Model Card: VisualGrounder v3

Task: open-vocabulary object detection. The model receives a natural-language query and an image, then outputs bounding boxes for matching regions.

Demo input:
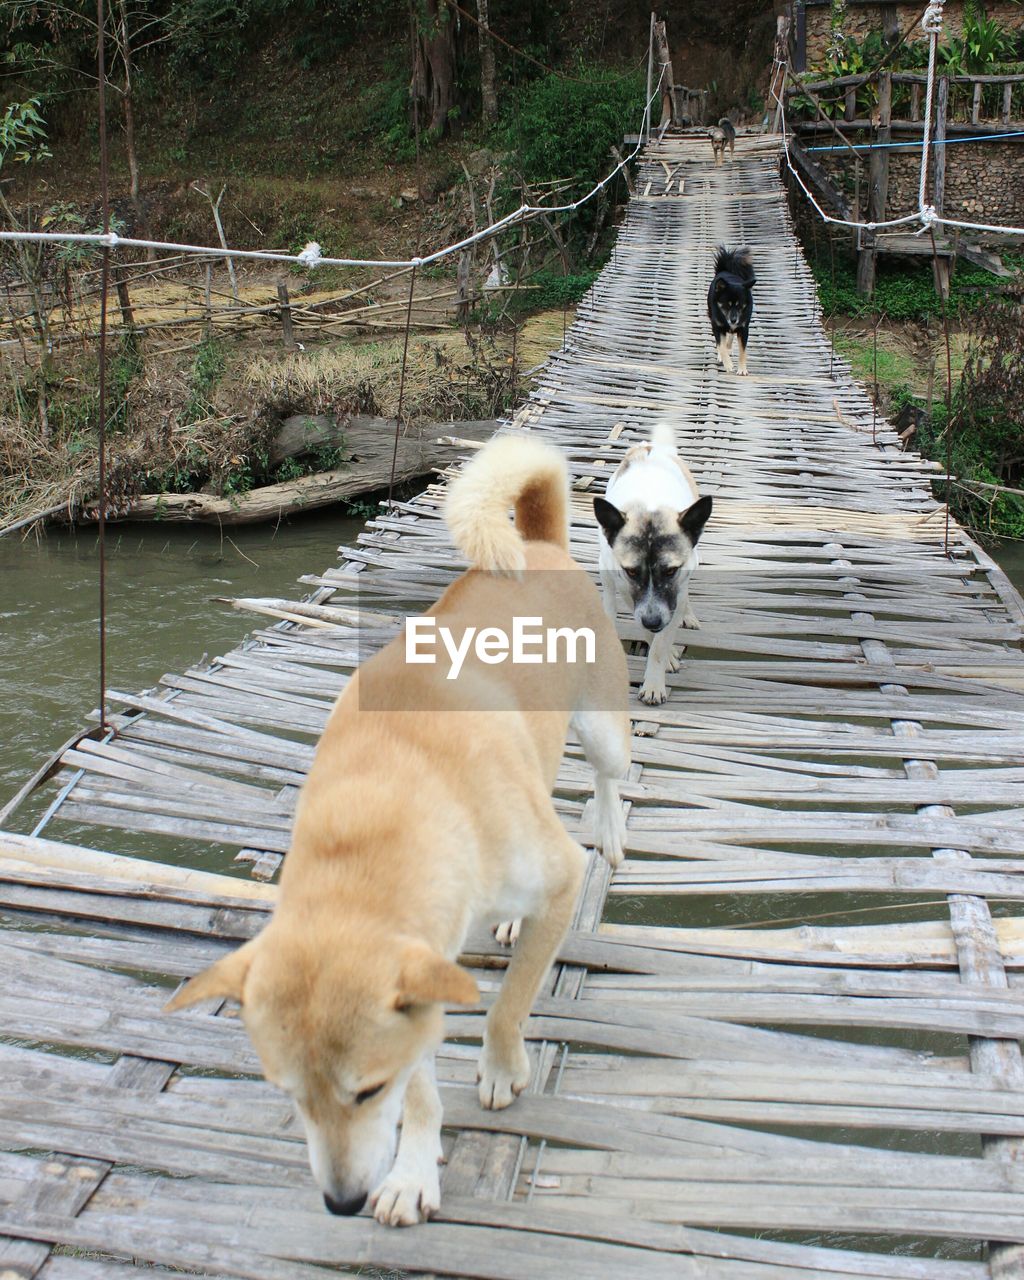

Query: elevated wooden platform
[2,133,1024,1277]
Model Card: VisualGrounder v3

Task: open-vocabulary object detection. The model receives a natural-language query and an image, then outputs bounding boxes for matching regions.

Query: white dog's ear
[593,497,625,544]
[395,942,479,1010]
[164,938,258,1012]
[679,495,713,546]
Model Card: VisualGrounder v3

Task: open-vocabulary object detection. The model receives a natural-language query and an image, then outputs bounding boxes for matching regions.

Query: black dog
[707,246,755,377]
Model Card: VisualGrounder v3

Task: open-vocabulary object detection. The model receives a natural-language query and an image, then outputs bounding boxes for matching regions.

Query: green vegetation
[497,67,644,202]
[831,331,919,388]
[794,12,1024,120]
[481,268,600,321]
[926,292,1024,538]
[827,291,1024,539]
[181,339,226,425]
[810,254,1024,321]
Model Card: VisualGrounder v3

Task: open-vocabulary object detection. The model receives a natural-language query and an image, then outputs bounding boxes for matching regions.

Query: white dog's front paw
[682,608,700,630]
[638,677,668,706]
[478,1040,530,1110]
[493,919,521,947]
[594,806,626,869]
[371,1162,440,1228]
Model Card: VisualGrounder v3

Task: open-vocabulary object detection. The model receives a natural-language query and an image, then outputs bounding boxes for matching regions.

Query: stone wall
[814,140,1024,228]
[804,1,1024,68]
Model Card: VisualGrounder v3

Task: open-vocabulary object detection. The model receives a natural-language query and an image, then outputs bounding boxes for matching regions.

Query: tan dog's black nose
[324,1191,367,1216]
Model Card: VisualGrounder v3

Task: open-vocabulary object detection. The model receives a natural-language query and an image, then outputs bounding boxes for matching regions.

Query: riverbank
[0,308,572,535]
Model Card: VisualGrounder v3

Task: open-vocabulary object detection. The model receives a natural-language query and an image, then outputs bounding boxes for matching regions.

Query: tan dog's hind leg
[478,828,585,1110]
[573,708,629,868]
[493,918,520,947]
[371,1058,444,1227]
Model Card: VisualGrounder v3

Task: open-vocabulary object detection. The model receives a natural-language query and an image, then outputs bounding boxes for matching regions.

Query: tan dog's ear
[396,942,479,1010]
[164,939,257,1013]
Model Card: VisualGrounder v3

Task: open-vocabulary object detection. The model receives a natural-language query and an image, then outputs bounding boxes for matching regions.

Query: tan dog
[166,435,630,1227]
[709,117,736,166]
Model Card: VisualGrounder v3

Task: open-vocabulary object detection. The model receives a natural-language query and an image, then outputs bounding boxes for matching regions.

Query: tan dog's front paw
[493,919,521,947]
[371,1164,440,1227]
[638,678,668,706]
[478,1041,530,1110]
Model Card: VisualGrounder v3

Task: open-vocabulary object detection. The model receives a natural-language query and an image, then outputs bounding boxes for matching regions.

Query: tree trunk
[117,0,152,260]
[476,0,497,123]
[653,19,675,131]
[414,0,458,137]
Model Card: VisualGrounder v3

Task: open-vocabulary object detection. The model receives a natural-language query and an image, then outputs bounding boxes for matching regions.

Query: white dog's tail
[444,435,569,573]
[651,423,677,452]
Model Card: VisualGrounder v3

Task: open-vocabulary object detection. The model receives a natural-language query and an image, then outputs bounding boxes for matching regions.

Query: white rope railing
[774,0,1024,241]
[772,56,923,233]
[0,65,668,274]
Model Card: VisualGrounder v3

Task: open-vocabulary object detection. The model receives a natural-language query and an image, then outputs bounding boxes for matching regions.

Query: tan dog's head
[165,919,478,1215]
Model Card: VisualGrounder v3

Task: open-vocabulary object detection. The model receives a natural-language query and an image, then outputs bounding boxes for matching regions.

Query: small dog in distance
[709,117,736,165]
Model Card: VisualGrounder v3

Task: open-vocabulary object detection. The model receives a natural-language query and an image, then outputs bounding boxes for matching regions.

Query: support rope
[95,0,111,735]
[774,0,1024,240]
[387,265,418,512]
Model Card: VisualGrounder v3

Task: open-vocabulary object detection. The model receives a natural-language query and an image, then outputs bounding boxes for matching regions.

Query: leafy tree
[0,99,55,434]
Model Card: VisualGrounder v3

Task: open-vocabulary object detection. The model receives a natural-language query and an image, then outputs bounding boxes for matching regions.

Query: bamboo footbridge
[4,132,1024,1278]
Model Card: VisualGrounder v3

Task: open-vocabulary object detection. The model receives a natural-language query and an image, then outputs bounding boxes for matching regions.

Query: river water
[0,512,364,812]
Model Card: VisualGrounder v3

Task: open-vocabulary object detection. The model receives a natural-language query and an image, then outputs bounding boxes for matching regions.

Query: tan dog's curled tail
[444,435,569,574]
[650,422,677,452]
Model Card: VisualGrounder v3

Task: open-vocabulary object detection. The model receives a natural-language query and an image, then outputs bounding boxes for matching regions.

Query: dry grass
[1,308,574,531]
[243,328,520,424]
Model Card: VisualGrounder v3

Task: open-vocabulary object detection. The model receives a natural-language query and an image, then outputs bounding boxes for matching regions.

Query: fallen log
[82,416,497,526]
[268,413,495,467]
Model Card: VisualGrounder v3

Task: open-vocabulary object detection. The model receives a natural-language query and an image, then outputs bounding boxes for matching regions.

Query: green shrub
[810,254,1017,322]
[181,338,226,424]
[497,66,644,202]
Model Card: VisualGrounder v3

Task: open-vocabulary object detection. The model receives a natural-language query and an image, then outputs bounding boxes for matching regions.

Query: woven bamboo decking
[2,132,1024,1278]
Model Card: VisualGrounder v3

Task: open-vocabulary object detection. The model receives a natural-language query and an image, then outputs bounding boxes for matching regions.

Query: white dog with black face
[594,424,712,706]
